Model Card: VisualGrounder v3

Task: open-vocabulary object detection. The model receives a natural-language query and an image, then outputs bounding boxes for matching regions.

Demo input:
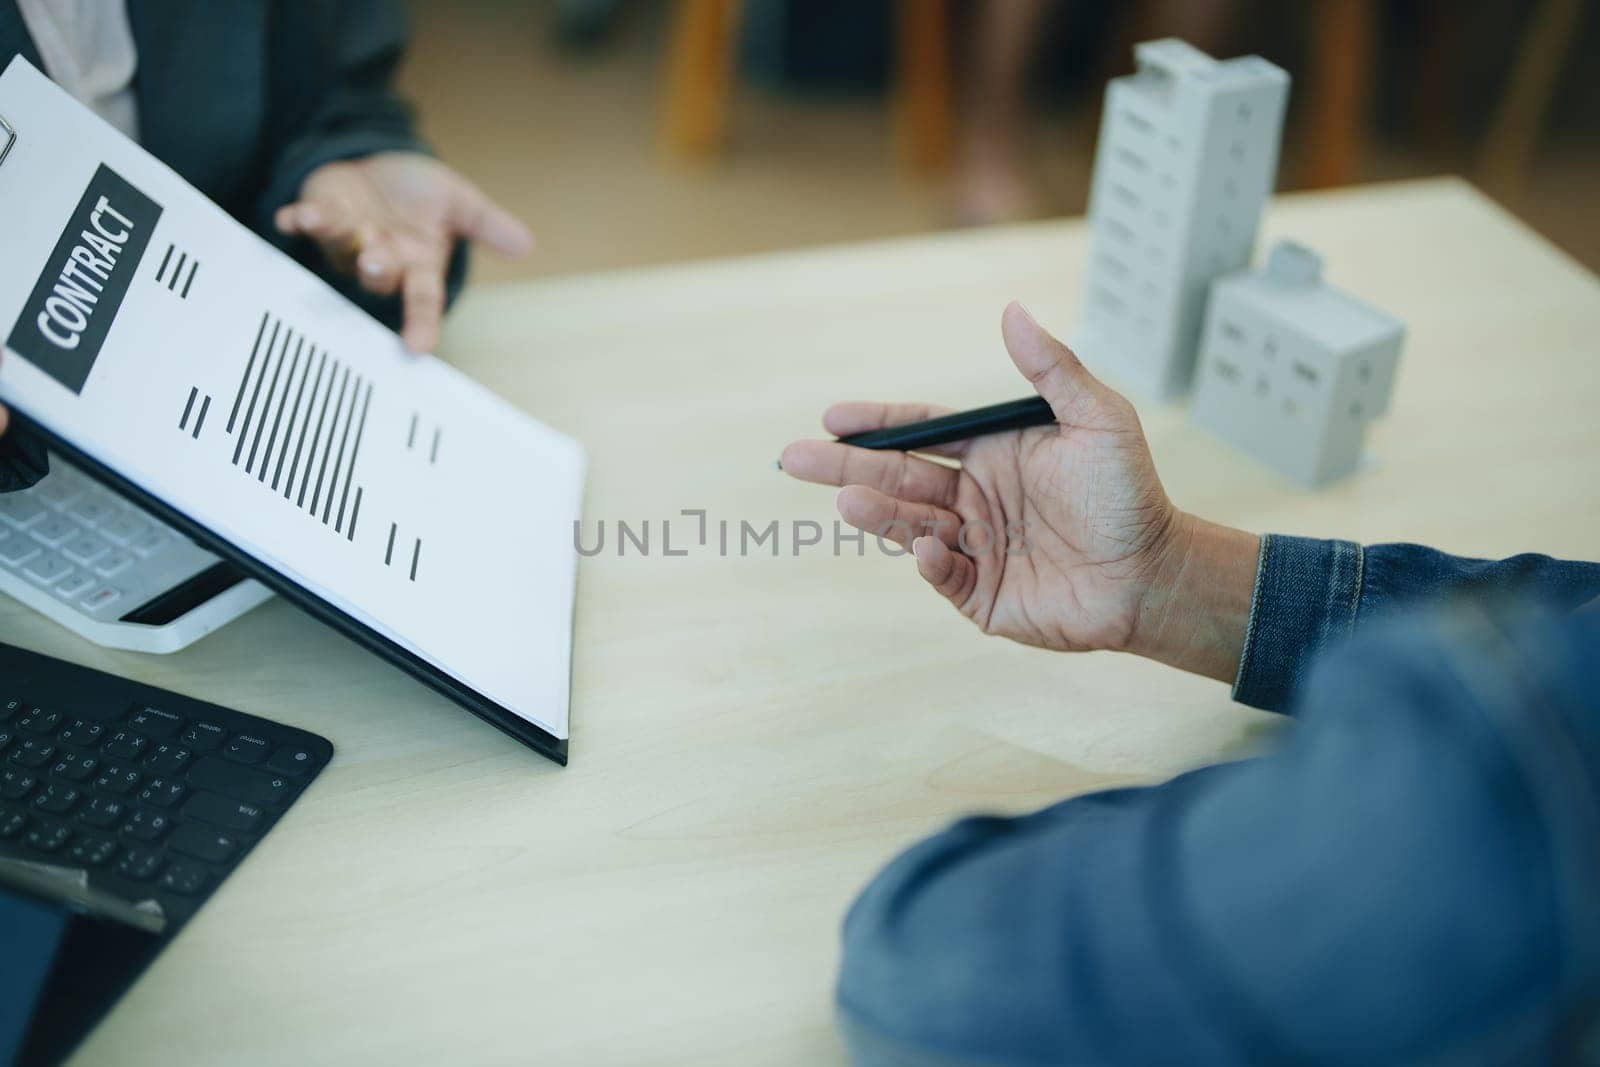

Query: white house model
[1074,38,1289,400]
[1190,241,1405,488]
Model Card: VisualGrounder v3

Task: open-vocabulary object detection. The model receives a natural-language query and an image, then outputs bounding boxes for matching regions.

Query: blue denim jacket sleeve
[836,605,1600,1065]
[1232,536,1600,713]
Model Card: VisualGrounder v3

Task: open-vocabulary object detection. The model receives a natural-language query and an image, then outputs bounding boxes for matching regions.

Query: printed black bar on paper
[322,373,362,524]
[273,345,315,491]
[228,311,270,433]
[246,326,291,474]
[259,336,304,482]
[335,381,372,532]
[233,317,279,464]
[347,487,364,541]
[285,349,328,500]
[310,364,351,516]
[298,358,340,509]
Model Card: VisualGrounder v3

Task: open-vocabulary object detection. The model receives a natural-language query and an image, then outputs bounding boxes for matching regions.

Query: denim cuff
[1232,534,1366,713]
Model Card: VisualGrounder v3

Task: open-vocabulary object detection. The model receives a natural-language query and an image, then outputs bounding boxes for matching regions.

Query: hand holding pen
[778,302,1259,683]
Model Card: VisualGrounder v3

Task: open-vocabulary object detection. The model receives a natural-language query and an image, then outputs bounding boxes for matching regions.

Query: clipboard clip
[0,113,14,168]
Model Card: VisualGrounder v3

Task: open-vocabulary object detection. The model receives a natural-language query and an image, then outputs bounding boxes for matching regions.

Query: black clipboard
[0,104,574,766]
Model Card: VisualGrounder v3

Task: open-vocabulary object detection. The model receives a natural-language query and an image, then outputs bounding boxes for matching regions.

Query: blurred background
[396,0,1600,285]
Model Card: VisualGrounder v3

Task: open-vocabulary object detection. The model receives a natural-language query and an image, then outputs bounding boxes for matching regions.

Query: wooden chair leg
[895,0,954,171]
[1302,0,1375,189]
[1477,0,1584,199]
[661,0,743,160]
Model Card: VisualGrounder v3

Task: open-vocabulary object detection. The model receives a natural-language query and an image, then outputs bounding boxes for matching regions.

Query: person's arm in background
[781,304,1600,1064]
[258,0,531,353]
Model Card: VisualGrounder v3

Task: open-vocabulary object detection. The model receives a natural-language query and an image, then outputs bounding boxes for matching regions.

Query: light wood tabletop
[16,177,1595,1065]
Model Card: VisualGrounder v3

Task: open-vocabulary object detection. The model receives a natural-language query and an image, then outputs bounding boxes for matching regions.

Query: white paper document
[0,59,585,750]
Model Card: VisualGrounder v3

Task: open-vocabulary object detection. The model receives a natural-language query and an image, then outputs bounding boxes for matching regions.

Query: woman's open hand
[275,152,532,353]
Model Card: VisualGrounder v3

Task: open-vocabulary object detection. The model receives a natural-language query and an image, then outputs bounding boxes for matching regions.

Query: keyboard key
[187,756,291,809]
[81,586,123,612]
[22,554,72,586]
[103,730,149,761]
[180,721,227,751]
[58,718,106,747]
[144,743,193,776]
[128,527,168,557]
[31,783,81,814]
[159,861,210,896]
[0,729,11,754]
[54,571,97,599]
[16,708,63,736]
[95,550,134,578]
[0,768,38,800]
[0,810,28,838]
[138,778,187,808]
[29,516,75,548]
[128,706,184,739]
[67,495,116,527]
[79,796,127,827]
[69,834,119,867]
[0,494,47,528]
[123,808,172,842]
[51,753,99,782]
[224,733,271,765]
[34,476,83,508]
[93,763,142,795]
[117,847,163,881]
[168,823,240,864]
[8,738,56,768]
[60,534,110,566]
[266,745,316,777]
[183,791,265,832]
[0,698,22,721]
[24,822,72,854]
[98,514,145,546]
[0,537,42,566]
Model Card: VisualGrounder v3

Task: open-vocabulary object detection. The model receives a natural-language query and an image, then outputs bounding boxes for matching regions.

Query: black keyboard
[0,641,332,930]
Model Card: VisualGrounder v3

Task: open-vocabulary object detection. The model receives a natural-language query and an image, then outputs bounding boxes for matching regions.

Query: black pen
[836,395,1056,451]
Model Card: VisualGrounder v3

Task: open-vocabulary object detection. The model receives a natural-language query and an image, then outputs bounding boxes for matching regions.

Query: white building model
[1074,39,1289,400]
[1190,241,1405,488]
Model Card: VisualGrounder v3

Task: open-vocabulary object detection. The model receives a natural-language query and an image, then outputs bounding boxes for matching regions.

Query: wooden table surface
[15,177,1593,1065]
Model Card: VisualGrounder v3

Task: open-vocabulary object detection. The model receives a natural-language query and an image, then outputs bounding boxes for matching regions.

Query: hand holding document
[0,59,584,762]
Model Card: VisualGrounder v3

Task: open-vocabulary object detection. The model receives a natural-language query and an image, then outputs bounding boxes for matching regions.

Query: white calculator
[0,454,271,652]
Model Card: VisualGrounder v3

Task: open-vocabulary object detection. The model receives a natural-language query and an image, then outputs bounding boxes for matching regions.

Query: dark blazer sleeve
[0,424,49,493]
